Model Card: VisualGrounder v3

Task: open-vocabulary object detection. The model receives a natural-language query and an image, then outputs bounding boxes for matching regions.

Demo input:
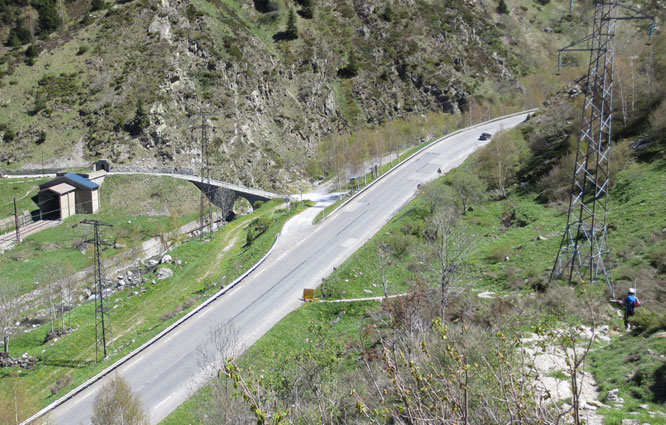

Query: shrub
[485,243,512,263]
[125,100,149,136]
[37,130,47,144]
[297,0,313,19]
[91,0,104,11]
[252,200,264,209]
[632,309,666,335]
[25,43,40,58]
[3,129,15,142]
[246,216,273,245]
[337,52,359,78]
[5,19,32,46]
[33,0,62,34]
[253,0,279,13]
[77,45,89,55]
[387,233,412,260]
[49,375,72,396]
[497,0,509,14]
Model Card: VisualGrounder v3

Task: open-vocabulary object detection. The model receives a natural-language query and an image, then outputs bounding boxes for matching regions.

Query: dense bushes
[246,216,273,246]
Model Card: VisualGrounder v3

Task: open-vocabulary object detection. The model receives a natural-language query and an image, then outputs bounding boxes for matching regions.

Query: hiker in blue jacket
[619,288,642,330]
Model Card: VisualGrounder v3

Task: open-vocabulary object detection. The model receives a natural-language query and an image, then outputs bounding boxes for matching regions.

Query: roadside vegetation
[0,170,310,421]
[163,32,666,423]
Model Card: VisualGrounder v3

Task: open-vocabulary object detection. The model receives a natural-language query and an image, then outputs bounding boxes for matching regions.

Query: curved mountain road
[35,112,533,424]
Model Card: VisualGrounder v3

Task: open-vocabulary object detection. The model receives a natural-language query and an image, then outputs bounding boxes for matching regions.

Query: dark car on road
[479,132,492,141]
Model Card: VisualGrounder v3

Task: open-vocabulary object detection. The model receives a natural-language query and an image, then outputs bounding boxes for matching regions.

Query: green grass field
[163,151,666,424]
[0,198,308,417]
[0,174,202,294]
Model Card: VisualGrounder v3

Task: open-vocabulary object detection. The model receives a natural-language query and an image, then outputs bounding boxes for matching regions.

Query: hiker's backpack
[625,295,637,312]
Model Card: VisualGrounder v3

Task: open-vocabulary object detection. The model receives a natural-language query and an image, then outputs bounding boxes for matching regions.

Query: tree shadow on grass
[651,363,666,403]
[272,31,297,42]
[41,359,94,369]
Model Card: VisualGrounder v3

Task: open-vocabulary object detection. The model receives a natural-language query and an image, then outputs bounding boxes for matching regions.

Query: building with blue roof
[38,172,104,219]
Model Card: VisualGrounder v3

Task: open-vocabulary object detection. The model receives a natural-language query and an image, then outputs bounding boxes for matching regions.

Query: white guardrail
[321,108,539,222]
[21,233,281,425]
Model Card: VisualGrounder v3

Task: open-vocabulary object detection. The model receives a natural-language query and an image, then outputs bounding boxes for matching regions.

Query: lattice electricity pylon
[192,109,214,240]
[551,1,654,299]
[76,219,113,362]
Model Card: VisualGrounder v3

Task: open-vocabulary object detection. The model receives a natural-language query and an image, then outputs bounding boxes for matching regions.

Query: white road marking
[73,388,98,404]
[340,237,357,248]
[154,394,172,410]
[124,355,144,370]
[161,329,180,344]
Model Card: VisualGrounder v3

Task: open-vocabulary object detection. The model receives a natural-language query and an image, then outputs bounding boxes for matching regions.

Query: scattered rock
[536,235,547,241]
[363,289,372,294]
[587,400,609,409]
[160,254,173,264]
[605,388,624,404]
[157,268,173,280]
[620,419,640,425]
[0,352,38,369]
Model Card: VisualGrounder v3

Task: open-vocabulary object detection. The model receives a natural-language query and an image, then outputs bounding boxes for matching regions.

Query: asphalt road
[45,112,532,425]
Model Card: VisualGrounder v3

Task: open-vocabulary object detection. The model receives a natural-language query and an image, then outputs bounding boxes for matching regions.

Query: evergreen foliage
[32,0,62,34]
[5,18,32,46]
[253,0,278,13]
[297,0,313,19]
[126,100,149,136]
[91,0,104,11]
[337,51,358,78]
[497,0,509,14]
[284,8,298,40]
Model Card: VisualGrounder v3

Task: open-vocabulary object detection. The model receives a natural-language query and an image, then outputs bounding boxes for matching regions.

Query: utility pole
[192,109,213,240]
[551,1,654,299]
[13,198,20,241]
[76,219,113,362]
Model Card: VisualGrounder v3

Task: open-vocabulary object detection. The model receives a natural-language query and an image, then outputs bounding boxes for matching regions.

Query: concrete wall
[61,192,76,220]
[75,189,93,214]
[91,188,100,213]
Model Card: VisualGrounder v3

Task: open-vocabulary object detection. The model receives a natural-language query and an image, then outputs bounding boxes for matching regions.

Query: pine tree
[337,51,358,78]
[497,0,509,15]
[34,0,62,34]
[284,8,298,40]
[91,0,105,11]
[298,0,313,19]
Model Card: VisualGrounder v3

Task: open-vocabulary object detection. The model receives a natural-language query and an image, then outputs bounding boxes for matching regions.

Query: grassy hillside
[0,196,309,422]
[0,174,202,293]
[163,111,666,425]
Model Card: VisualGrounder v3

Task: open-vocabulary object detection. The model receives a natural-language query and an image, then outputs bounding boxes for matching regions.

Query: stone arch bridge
[108,170,280,212]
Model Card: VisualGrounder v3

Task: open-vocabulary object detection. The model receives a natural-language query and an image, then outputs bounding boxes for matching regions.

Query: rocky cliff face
[0,0,527,191]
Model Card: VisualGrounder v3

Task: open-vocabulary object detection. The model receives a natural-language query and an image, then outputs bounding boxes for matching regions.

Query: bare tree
[0,380,38,425]
[426,205,469,321]
[196,319,240,376]
[375,241,392,298]
[39,262,74,336]
[91,374,149,425]
[0,279,20,355]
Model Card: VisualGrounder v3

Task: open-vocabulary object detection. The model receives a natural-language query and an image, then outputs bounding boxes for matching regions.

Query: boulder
[157,268,173,280]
